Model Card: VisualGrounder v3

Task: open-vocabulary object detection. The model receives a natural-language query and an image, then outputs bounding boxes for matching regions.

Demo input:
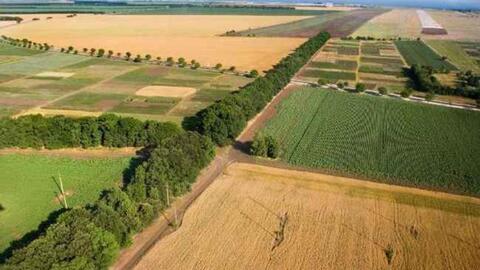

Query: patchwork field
[353,9,422,39]
[298,39,359,84]
[358,40,407,90]
[135,162,480,270]
[262,87,480,196]
[0,153,134,255]
[236,9,387,38]
[394,40,457,71]
[299,39,407,90]
[0,44,252,122]
[0,14,310,72]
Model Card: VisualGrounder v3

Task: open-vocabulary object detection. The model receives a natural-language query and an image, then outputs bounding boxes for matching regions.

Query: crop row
[263,88,480,195]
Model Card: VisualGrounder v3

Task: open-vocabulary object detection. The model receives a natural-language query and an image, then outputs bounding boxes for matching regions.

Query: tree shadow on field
[0,208,67,263]
[121,148,151,187]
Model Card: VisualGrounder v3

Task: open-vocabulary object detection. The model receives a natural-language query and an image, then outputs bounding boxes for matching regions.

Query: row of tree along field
[0,31,330,269]
[189,31,331,146]
[1,36,259,77]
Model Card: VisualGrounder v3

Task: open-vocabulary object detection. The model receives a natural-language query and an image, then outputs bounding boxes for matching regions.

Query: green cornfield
[263,87,480,195]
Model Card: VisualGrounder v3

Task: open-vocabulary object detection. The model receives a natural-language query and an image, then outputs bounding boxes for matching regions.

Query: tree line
[406,64,480,100]
[187,31,331,146]
[0,115,215,269]
[0,114,179,149]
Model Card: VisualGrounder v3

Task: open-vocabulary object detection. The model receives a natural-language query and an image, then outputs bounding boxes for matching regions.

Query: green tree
[400,88,413,98]
[337,82,344,89]
[97,48,105,58]
[166,57,174,66]
[229,66,236,72]
[355,83,366,93]
[107,50,114,58]
[215,63,222,70]
[425,91,435,101]
[248,69,259,78]
[125,52,132,60]
[145,54,152,61]
[191,62,200,70]
[89,48,96,56]
[251,134,268,157]
[378,86,388,95]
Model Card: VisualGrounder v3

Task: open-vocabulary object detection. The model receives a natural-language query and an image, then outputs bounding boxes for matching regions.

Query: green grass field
[301,69,356,81]
[0,154,133,254]
[262,88,480,195]
[426,40,480,73]
[0,52,88,75]
[394,40,457,71]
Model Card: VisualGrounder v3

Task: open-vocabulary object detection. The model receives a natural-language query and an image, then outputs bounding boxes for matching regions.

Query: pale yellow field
[425,11,480,41]
[353,9,421,38]
[295,6,360,11]
[135,163,480,270]
[135,85,196,98]
[0,14,309,71]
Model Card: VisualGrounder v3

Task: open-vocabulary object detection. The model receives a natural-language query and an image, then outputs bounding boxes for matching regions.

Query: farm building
[417,9,448,35]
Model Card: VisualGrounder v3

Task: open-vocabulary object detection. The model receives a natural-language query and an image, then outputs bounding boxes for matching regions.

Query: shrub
[251,133,279,159]
[400,88,413,98]
[378,87,388,95]
[337,82,344,89]
[247,69,259,78]
[425,91,435,101]
[355,83,366,92]
[215,63,222,70]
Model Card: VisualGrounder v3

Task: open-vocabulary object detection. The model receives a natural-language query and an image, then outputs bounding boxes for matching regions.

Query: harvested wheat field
[135,85,196,98]
[424,11,480,41]
[0,15,309,71]
[135,163,480,270]
[353,9,421,39]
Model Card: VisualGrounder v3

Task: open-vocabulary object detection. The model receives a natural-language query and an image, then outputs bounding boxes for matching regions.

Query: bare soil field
[353,9,421,39]
[424,11,480,41]
[0,14,309,71]
[135,163,480,270]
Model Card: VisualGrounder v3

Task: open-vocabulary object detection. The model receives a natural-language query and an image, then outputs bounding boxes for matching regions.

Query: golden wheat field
[135,163,480,270]
[0,14,309,71]
[353,9,422,39]
[425,11,480,41]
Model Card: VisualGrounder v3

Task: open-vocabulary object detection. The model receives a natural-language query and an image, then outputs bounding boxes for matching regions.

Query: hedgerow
[189,31,331,146]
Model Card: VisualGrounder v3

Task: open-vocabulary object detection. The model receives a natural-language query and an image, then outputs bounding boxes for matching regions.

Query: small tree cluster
[250,133,279,158]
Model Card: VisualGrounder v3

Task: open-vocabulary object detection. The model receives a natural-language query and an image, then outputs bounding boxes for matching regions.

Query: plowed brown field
[135,163,480,270]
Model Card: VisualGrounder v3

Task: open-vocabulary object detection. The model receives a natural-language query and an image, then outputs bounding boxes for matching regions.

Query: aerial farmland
[0,1,479,270]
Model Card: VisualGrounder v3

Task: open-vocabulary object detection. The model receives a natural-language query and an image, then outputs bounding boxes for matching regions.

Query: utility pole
[58,173,68,209]
[166,182,178,228]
